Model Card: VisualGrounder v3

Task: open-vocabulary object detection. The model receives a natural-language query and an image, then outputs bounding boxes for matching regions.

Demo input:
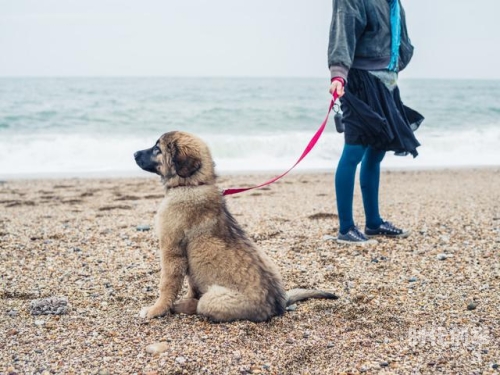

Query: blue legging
[335,144,386,234]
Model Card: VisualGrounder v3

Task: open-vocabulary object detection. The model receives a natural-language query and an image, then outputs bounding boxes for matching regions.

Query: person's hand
[329,78,345,98]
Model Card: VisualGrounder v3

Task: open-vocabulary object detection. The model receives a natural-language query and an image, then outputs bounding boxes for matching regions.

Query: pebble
[175,356,186,365]
[467,302,478,311]
[286,304,297,311]
[34,320,45,326]
[408,277,418,282]
[8,328,19,336]
[249,365,261,374]
[380,361,389,367]
[7,310,18,317]
[232,350,242,360]
[30,297,69,315]
[437,253,452,261]
[492,363,499,369]
[146,342,169,355]
[137,225,151,231]
[439,235,450,243]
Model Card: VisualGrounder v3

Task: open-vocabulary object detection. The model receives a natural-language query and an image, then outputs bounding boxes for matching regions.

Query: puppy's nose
[134,151,140,160]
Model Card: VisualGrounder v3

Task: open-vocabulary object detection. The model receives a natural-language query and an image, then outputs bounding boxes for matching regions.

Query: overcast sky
[1,0,499,79]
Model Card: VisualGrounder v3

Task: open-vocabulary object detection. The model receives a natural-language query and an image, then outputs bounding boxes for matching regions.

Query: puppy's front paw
[139,305,169,319]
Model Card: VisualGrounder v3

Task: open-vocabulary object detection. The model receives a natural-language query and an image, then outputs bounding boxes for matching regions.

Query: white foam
[0,125,499,179]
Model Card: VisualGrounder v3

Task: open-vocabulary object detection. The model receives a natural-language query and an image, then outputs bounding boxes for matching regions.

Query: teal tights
[335,144,386,234]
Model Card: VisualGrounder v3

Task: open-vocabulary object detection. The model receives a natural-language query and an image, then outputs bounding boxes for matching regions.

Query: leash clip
[333,101,341,114]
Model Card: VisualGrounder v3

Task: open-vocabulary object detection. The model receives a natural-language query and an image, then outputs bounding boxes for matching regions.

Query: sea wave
[0,125,499,178]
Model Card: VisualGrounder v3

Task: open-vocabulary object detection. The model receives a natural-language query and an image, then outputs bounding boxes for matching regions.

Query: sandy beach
[1,168,499,374]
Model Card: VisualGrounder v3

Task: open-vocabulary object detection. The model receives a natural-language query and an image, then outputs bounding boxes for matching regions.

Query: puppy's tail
[286,288,338,306]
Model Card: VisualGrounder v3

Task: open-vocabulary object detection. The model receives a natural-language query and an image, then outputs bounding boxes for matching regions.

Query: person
[328,0,424,244]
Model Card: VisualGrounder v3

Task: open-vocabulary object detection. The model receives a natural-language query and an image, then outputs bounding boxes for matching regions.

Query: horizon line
[0,75,498,81]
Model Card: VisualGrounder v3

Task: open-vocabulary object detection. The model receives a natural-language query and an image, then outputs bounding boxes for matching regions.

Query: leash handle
[222,92,339,196]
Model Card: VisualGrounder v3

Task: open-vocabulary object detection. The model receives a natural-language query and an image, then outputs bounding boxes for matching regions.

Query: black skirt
[340,68,423,157]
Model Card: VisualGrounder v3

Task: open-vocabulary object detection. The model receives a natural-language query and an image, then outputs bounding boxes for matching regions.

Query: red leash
[222,92,339,196]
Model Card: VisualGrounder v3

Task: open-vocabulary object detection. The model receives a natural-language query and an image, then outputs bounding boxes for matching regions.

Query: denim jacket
[328,0,414,81]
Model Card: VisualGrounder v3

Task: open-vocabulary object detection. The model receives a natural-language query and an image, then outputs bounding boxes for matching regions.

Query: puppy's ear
[172,143,202,178]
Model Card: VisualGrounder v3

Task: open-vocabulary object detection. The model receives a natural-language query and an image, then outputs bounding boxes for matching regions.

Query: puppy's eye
[153,146,162,155]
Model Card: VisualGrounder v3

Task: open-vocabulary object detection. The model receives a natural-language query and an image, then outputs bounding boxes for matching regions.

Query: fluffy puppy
[134,131,337,322]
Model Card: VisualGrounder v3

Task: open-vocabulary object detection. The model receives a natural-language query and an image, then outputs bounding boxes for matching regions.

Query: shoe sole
[365,230,411,239]
[336,238,378,245]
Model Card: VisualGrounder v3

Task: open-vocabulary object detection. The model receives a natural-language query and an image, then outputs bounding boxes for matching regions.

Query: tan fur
[135,131,337,322]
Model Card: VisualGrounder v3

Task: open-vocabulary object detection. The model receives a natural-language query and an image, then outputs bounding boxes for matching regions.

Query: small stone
[137,225,151,232]
[437,253,450,261]
[146,342,169,355]
[322,235,336,241]
[408,277,418,282]
[30,297,69,315]
[34,320,45,326]
[326,342,335,348]
[439,235,450,243]
[380,361,389,367]
[286,304,297,311]
[98,370,110,375]
[492,363,499,369]
[233,351,242,360]
[262,364,271,370]
[285,338,294,344]
[249,365,261,374]
[467,302,478,311]
[7,310,18,317]
[371,258,379,263]
[8,328,19,336]
[175,356,187,365]
[72,247,82,252]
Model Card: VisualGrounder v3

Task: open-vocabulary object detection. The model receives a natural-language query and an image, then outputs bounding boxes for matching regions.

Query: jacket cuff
[331,77,345,86]
[329,65,349,82]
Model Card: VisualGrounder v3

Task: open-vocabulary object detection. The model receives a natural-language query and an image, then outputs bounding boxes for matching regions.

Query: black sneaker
[337,226,378,245]
[365,221,410,238]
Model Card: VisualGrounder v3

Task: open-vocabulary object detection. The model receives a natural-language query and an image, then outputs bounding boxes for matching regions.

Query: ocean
[0,77,499,178]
